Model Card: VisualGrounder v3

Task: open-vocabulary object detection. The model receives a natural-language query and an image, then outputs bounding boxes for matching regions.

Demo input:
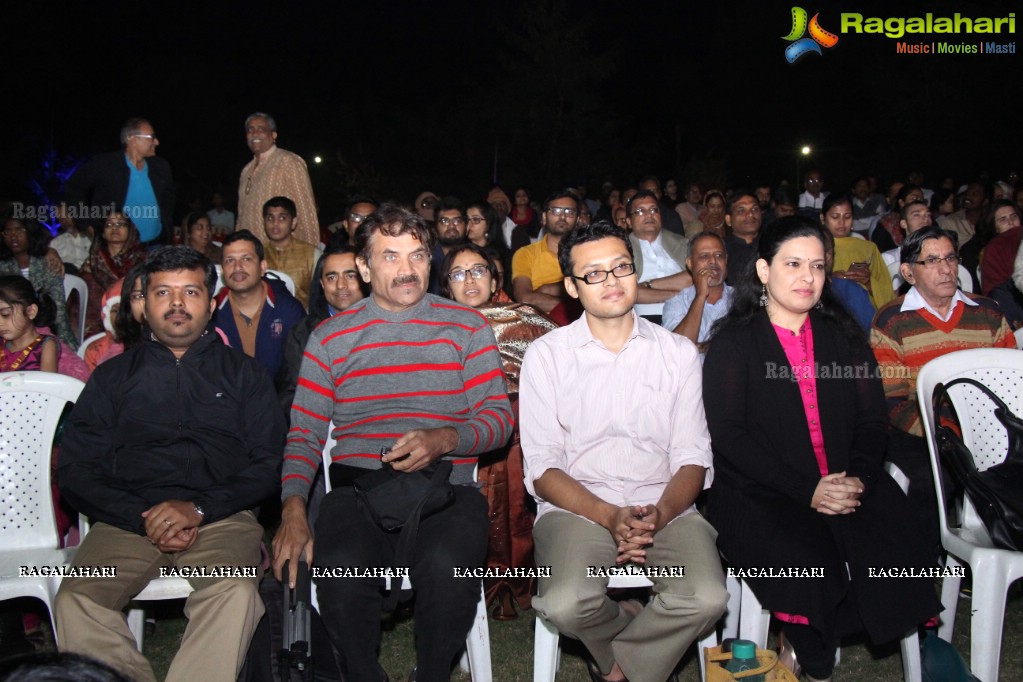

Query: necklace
[1,334,43,371]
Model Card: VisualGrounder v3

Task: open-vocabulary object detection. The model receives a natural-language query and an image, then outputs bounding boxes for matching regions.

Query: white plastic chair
[74,518,194,652]
[0,372,85,632]
[76,332,108,361]
[533,572,720,682]
[721,453,926,681]
[315,434,492,680]
[957,264,973,293]
[917,348,1023,682]
[1015,327,1023,350]
[724,573,920,681]
[888,260,905,291]
[266,269,297,297]
[63,274,88,345]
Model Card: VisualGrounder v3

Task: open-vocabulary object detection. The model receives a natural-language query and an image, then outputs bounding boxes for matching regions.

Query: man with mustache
[661,232,733,351]
[428,196,469,293]
[214,230,305,377]
[274,204,512,682]
[512,190,581,314]
[627,190,692,324]
[55,246,284,682]
[937,180,989,249]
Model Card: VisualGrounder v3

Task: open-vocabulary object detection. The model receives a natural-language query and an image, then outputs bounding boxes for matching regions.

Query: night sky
[2,0,1019,222]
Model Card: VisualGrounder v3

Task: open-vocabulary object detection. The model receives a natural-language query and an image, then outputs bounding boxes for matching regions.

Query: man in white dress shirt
[521,220,726,682]
[627,191,691,324]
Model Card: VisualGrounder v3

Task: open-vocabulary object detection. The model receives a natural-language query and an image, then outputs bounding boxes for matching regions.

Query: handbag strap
[382,460,453,613]
[936,377,1013,414]
[934,377,1023,468]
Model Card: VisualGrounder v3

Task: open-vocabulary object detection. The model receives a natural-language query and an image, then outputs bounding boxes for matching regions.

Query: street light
[797,145,812,191]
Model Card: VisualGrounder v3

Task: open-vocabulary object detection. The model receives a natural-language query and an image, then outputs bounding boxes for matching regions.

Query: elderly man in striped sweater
[273,203,513,682]
[871,225,1016,557]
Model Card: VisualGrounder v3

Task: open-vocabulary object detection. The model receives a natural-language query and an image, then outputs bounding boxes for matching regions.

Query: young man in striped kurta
[871,226,1015,556]
[273,204,512,682]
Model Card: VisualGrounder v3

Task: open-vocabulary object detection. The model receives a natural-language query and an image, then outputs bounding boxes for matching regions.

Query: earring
[814,299,823,310]
[759,284,768,307]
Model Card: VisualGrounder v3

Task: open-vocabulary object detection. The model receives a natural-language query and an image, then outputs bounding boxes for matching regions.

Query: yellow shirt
[833,236,894,310]
[264,238,317,308]
[511,237,562,289]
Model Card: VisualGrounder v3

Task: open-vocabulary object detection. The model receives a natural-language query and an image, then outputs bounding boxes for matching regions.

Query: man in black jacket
[54,247,285,682]
[62,118,175,244]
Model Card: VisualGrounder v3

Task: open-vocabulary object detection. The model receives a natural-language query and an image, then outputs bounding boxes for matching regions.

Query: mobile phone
[850,261,869,270]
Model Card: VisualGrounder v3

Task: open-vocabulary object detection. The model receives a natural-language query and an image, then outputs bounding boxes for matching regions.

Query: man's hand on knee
[142,500,204,545]
[156,528,198,553]
[273,496,314,588]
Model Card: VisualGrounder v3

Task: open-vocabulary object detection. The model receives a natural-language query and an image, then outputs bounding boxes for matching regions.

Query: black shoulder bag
[933,377,1023,551]
[329,459,455,612]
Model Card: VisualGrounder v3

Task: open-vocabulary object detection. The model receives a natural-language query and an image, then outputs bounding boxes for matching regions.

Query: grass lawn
[134,579,1023,681]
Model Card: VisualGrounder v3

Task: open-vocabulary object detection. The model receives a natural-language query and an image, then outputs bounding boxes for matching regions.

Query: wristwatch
[193,504,206,523]
[641,281,653,289]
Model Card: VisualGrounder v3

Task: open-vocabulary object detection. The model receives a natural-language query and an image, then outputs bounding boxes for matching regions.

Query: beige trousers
[533,511,727,682]
[55,511,264,682]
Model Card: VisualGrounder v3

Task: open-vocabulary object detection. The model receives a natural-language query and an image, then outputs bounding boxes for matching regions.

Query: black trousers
[313,484,488,682]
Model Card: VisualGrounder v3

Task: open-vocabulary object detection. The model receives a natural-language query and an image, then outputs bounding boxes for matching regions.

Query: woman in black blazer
[703,216,940,682]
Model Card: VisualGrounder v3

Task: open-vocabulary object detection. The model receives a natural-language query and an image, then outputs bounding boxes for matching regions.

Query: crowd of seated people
[4,152,1023,682]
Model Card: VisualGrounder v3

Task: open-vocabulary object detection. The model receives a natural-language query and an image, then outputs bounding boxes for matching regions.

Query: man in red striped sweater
[871,225,1015,555]
[273,204,512,682]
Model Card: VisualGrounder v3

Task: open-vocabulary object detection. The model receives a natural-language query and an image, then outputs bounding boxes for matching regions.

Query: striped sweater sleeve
[450,322,513,456]
[281,328,334,501]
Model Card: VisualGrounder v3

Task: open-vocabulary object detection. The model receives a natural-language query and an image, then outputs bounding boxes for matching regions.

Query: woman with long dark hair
[703,216,939,682]
[440,243,557,619]
[79,210,145,337]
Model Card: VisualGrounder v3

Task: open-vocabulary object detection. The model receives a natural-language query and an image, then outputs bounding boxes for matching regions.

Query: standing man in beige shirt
[236,112,320,246]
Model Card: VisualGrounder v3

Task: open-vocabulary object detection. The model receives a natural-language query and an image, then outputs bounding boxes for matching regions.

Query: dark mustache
[164,310,193,320]
[392,274,421,286]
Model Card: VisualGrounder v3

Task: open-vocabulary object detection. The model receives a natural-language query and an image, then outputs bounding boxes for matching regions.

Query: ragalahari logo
[783,7,839,63]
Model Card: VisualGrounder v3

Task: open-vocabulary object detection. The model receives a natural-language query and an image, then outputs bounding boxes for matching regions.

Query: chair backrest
[957,264,973,293]
[322,431,337,494]
[77,332,108,361]
[888,260,904,291]
[917,349,1023,536]
[0,372,85,551]
[64,274,88,345]
[213,265,225,297]
[266,270,297,297]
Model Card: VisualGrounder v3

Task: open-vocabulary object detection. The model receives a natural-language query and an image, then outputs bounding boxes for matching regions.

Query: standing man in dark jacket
[55,246,285,682]
[62,118,176,245]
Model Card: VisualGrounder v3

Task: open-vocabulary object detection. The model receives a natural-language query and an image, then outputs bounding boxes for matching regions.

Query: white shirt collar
[901,286,977,322]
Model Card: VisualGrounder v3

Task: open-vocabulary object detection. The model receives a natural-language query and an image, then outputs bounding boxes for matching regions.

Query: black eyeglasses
[438,217,465,227]
[447,265,490,283]
[571,262,636,285]
[910,255,960,269]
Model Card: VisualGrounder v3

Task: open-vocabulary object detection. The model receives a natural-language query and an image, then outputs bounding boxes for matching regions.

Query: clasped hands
[811,471,864,515]
[605,504,665,566]
[141,500,203,553]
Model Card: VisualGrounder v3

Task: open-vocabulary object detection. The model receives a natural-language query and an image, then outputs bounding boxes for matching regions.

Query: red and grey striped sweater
[870,294,1016,437]
[282,294,513,500]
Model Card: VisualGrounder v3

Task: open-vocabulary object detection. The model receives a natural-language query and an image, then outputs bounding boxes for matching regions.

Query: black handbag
[328,459,455,613]
[933,377,1023,551]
